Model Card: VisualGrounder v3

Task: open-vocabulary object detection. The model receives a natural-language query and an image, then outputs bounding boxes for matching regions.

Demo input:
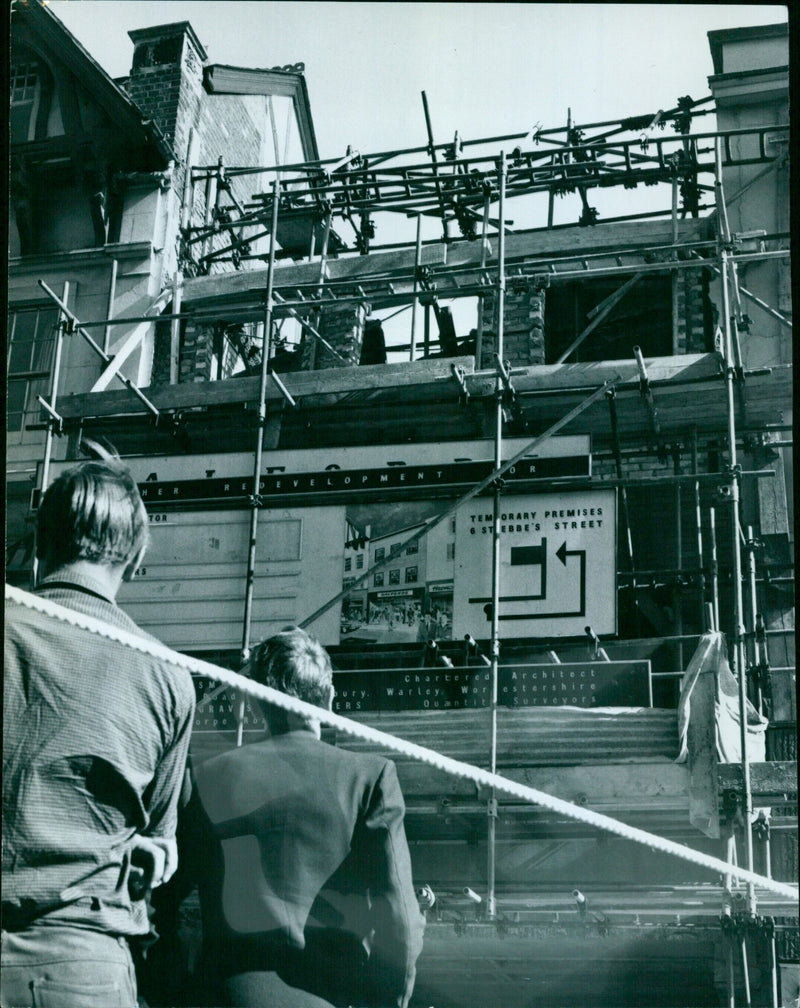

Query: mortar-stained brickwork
[301,303,369,370]
[125,24,206,200]
[195,95,267,273]
[676,268,711,354]
[478,283,546,368]
[178,319,215,382]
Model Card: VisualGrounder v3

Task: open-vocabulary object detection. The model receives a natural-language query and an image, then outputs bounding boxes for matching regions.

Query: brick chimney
[125,21,206,187]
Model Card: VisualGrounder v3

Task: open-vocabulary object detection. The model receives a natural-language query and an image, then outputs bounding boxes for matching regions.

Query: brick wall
[125,23,206,199]
[301,303,368,370]
[478,280,546,368]
[195,95,268,273]
[178,319,215,382]
[675,268,711,354]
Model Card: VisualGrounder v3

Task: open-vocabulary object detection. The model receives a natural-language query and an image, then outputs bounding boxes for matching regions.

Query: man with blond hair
[3,454,196,1008]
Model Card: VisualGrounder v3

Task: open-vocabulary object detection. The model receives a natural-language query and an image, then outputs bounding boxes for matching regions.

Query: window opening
[7,305,59,432]
[545,276,676,363]
[10,61,40,143]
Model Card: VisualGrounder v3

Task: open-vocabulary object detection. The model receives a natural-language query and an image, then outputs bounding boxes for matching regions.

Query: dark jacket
[179,726,424,1008]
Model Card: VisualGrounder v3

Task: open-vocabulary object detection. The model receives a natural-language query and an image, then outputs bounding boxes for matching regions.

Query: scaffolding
[26,100,794,1005]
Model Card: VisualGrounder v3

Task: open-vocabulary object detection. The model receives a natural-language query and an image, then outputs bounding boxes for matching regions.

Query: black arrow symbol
[553,540,587,617]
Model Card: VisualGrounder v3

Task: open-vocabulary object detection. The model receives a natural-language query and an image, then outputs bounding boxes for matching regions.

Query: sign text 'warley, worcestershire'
[189,661,651,732]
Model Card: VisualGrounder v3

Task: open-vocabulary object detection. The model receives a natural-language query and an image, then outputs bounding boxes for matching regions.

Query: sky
[48,1,788,163]
[45,1,789,341]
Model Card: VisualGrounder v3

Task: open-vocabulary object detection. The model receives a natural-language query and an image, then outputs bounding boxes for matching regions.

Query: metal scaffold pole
[715,138,755,915]
[409,213,423,359]
[237,178,281,746]
[486,151,507,921]
[32,282,70,585]
[691,428,707,630]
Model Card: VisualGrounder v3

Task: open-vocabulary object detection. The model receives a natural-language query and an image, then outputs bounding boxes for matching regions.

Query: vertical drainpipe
[237,179,280,746]
[715,138,755,915]
[33,280,70,585]
[486,151,506,921]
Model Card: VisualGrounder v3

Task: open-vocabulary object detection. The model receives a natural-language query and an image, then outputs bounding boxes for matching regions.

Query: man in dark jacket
[181,627,424,1008]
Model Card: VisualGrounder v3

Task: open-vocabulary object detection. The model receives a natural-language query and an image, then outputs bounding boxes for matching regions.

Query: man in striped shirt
[3,456,196,1008]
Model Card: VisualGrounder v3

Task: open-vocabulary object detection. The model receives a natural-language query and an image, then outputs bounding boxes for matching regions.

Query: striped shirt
[3,571,195,936]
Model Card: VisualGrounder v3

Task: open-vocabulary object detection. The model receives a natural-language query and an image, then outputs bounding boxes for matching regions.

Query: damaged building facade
[6,4,795,1006]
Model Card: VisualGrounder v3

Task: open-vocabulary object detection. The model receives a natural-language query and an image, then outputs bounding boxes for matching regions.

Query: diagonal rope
[5,584,798,903]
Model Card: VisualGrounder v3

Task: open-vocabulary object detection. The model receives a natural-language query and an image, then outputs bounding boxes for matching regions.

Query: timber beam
[717,761,797,803]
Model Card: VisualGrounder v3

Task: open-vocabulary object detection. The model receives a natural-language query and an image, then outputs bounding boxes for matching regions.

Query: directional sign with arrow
[453,490,617,638]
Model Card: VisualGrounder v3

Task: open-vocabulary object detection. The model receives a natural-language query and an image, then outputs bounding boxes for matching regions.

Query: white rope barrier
[6,584,798,904]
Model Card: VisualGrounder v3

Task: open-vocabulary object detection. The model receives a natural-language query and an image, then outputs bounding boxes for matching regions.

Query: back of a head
[249,626,333,710]
[36,458,149,571]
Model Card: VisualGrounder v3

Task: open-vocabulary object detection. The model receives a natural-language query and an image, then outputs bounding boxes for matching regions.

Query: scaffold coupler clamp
[451,363,470,405]
[248,493,264,508]
[494,356,517,406]
[722,788,745,832]
[490,476,506,494]
[36,396,64,436]
[752,811,771,843]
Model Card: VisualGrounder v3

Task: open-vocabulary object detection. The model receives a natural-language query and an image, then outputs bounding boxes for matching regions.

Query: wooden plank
[467,353,723,394]
[90,323,148,392]
[717,761,797,800]
[332,707,679,766]
[182,219,705,306]
[55,355,476,419]
[395,761,690,808]
[685,659,720,838]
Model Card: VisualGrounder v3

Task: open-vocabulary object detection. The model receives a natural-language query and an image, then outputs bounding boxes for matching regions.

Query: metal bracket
[451,363,470,404]
[722,788,745,830]
[752,813,771,843]
[494,355,517,404]
[35,395,64,435]
[486,798,498,819]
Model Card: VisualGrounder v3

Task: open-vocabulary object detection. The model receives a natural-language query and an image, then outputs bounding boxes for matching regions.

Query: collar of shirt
[36,569,117,605]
